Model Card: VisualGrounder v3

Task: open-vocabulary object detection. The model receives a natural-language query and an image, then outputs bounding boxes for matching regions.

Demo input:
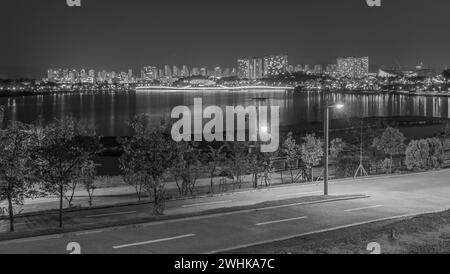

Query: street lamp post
[324,104,330,196]
[323,100,344,196]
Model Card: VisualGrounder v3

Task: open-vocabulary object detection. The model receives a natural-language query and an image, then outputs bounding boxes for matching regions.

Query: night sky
[1,0,449,78]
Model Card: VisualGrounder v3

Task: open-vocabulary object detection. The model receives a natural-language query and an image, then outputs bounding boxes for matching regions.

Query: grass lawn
[227,210,450,254]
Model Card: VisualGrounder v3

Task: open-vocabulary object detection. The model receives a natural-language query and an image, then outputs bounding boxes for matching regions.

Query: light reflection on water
[1,90,449,136]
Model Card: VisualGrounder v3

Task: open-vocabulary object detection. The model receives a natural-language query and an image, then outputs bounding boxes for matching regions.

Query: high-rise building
[47,69,55,81]
[304,65,311,73]
[223,68,231,78]
[173,66,180,77]
[249,58,264,80]
[325,64,338,76]
[80,69,87,82]
[164,65,172,78]
[143,66,158,81]
[237,58,251,79]
[231,68,237,77]
[263,54,288,77]
[337,56,369,78]
[313,65,323,75]
[200,67,207,77]
[287,65,294,74]
[214,66,222,78]
[294,65,303,73]
[191,67,200,76]
[181,65,189,77]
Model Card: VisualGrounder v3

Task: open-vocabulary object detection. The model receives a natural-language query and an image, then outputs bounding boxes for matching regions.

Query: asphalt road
[0,170,450,254]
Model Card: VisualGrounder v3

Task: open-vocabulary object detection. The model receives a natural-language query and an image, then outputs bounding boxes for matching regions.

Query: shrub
[405,139,430,171]
[372,127,406,173]
[405,138,445,171]
[426,138,444,169]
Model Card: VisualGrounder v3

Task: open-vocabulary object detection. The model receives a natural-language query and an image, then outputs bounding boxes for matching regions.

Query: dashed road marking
[113,234,196,249]
[344,205,383,212]
[85,211,137,218]
[256,216,308,226]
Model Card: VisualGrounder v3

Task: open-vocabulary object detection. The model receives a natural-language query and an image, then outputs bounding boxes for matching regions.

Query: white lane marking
[276,191,322,198]
[344,205,383,212]
[75,230,105,236]
[113,234,196,249]
[85,211,137,218]
[181,200,233,208]
[256,216,308,226]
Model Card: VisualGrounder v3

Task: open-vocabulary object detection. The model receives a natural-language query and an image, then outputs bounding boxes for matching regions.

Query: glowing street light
[260,126,268,134]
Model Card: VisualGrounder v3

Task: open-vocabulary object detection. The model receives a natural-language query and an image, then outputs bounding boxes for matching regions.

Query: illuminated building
[313,65,323,75]
[237,58,251,79]
[181,65,190,77]
[287,65,294,73]
[164,65,172,78]
[263,54,288,77]
[191,67,200,76]
[337,56,369,78]
[143,66,158,81]
[214,66,222,78]
[249,58,264,79]
[200,67,207,77]
[173,66,180,77]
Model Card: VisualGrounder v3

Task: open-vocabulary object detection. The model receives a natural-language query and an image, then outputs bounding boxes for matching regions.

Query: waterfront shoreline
[135,85,295,92]
[1,87,450,98]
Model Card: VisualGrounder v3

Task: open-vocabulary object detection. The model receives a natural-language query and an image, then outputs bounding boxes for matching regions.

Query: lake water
[1,89,450,136]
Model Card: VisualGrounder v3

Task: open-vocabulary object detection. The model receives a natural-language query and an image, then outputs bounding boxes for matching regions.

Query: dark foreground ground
[228,210,450,254]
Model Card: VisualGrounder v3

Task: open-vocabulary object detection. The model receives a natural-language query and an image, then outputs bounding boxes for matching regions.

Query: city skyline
[45,54,372,83]
[1,0,450,78]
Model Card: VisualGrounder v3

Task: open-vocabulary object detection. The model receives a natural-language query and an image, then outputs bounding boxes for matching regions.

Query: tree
[425,138,444,169]
[0,105,5,129]
[0,122,38,232]
[203,145,227,193]
[405,139,430,171]
[248,150,263,188]
[300,134,324,181]
[372,127,406,173]
[35,116,100,228]
[225,142,250,189]
[281,132,300,183]
[119,115,176,214]
[171,142,202,196]
[330,138,346,159]
[80,161,97,207]
[119,150,146,201]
